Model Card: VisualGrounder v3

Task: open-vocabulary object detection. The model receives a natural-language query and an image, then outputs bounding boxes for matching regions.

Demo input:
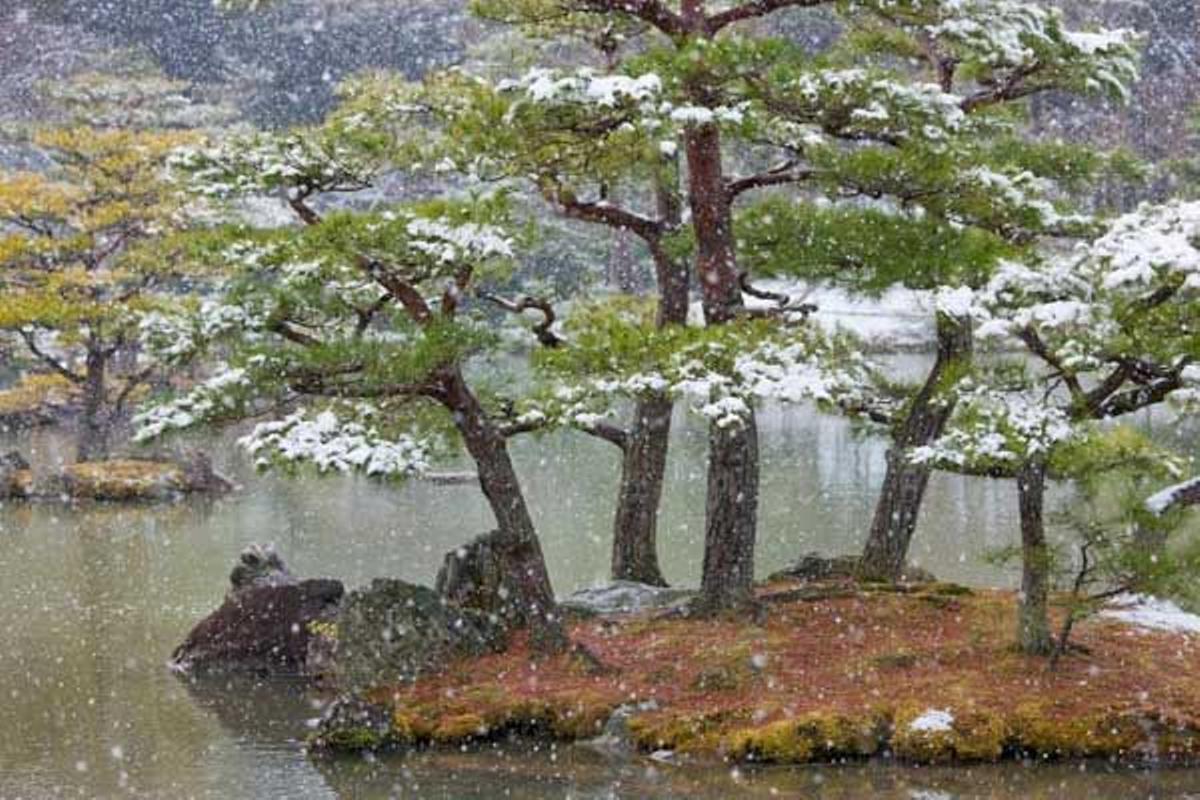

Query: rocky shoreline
[169,547,1200,769]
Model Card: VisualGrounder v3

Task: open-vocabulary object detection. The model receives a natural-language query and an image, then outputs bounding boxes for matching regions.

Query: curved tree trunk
[440,368,567,654]
[859,315,973,581]
[1017,459,1054,656]
[611,393,672,586]
[76,339,110,463]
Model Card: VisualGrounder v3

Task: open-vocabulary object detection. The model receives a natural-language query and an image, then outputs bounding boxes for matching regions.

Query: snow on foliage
[132,365,253,442]
[908,384,1076,471]
[239,410,432,478]
[1091,201,1200,290]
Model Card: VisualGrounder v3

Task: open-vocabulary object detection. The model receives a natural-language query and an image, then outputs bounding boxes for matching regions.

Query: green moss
[726,711,885,763]
[628,711,745,753]
[320,726,387,752]
[61,460,187,501]
[871,650,919,671]
[891,706,1007,763]
[1009,706,1145,760]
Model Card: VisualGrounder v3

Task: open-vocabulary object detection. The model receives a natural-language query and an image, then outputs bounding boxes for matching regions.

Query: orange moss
[346,584,1200,765]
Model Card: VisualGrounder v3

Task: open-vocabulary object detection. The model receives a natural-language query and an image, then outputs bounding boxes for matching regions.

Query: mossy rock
[726,711,887,763]
[891,706,1007,763]
[58,459,223,501]
[1008,706,1172,761]
[627,710,745,753]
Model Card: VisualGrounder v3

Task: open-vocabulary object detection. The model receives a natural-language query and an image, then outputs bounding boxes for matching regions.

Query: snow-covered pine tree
[485,0,1137,611]
[212,0,1139,614]
[913,200,1200,654]
[730,0,1140,583]
[138,116,574,652]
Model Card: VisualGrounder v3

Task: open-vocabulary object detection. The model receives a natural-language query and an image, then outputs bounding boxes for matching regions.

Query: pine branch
[571,0,687,37]
[479,291,566,348]
[17,328,85,385]
[543,182,664,244]
[706,0,834,34]
[726,162,816,200]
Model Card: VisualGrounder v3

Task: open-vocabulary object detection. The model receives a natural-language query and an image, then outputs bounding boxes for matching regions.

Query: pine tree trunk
[611,393,672,586]
[439,368,567,654]
[859,315,973,581]
[683,120,762,612]
[1017,460,1054,656]
[698,411,760,611]
[76,339,109,463]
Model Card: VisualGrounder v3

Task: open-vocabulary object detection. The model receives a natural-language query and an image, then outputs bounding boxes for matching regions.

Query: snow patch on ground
[909,708,955,733]
[1102,594,1200,635]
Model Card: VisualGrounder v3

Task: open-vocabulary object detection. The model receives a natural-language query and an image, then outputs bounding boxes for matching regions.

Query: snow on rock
[1102,595,1200,635]
[909,709,955,734]
[559,581,695,616]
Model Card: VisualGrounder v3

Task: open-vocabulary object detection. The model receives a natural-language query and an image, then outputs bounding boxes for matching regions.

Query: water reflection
[315,749,1200,799]
[0,387,1196,797]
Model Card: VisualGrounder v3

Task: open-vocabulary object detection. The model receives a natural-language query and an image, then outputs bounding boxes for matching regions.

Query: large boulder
[335,579,509,691]
[435,529,532,624]
[171,546,343,676]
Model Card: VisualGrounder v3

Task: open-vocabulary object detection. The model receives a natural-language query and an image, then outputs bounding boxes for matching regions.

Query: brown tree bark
[698,412,760,611]
[1017,459,1054,656]
[611,394,673,586]
[859,315,973,581]
[438,367,568,654]
[684,117,761,613]
[605,167,689,587]
[76,336,110,463]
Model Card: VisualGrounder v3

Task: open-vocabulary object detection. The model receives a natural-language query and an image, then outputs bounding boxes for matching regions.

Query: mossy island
[306,579,1200,766]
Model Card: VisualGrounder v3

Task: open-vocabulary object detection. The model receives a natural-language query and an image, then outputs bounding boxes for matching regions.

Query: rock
[171,579,344,675]
[177,451,234,496]
[171,547,342,676]
[311,694,395,752]
[55,458,231,502]
[436,530,530,624]
[582,700,660,756]
[0,451,30,500]
[335,578,508,691]
[229,543,296,597]
[559,581,695,617]
[769,553,937,585]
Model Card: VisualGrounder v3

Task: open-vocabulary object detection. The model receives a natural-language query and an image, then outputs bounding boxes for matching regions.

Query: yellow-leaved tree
[0,126,199,461]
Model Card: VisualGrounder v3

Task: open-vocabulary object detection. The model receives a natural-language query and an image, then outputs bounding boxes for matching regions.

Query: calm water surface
[0,380,1193,798]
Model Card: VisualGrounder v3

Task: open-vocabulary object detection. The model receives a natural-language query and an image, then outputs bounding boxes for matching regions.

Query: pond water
[0,379,1194,798]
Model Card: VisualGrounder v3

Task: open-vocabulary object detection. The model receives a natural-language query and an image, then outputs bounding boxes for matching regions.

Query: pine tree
[137,117,574,652]
[911,200,1200,654]
[0,125,201,461]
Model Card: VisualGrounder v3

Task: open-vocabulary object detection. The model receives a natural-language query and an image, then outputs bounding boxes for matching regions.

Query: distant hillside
[13,0,469,125]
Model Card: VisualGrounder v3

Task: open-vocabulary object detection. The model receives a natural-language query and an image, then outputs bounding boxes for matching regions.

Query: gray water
[0,392,1193,798]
